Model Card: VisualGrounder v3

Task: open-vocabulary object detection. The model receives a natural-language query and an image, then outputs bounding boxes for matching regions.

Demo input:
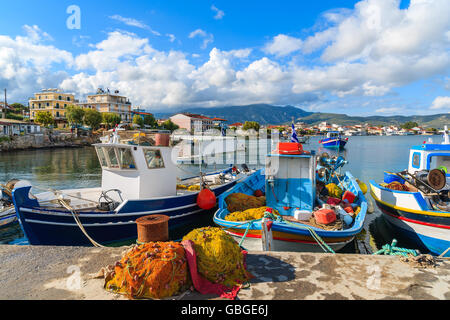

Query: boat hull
[12,181,236,246]
[370,181,450,257]
[0,207,17,227]
[225,227,352,252]
[319,138,347,149]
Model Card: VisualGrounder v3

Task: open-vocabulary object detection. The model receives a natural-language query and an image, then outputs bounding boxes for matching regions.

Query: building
[169,113,215,133]
[131,107,154,121]
[0,119,41,136]
[29,89,77,128]
[77,88,132,122]
[229,122,243,129]
[0,102,13,119]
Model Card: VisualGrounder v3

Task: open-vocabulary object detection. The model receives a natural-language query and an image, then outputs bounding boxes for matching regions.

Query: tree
[160,119,179,132]
[9,103,28,114]
[243,121,260,131]
[35,111,54,128]
[401,121,419,130]
[143,114,158,128]
[83,109,103,130]
[133,114,144,128]
[66,105,85,127]
[102,113,121,129]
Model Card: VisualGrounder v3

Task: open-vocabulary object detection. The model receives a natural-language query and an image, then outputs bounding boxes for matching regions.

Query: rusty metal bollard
[135,215,170,243]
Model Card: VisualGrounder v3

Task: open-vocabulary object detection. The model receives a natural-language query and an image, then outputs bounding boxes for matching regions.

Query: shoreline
[0,133,100,152]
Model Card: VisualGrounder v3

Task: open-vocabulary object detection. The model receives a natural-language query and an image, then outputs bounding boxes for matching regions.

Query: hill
[153,104,450,128]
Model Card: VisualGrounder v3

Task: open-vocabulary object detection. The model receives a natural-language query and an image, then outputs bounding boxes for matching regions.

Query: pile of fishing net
[104,241,189,299]
[225,193,266,212]
[182,227,252,288]
[102,227,252,300]
[325,183,343,199]
[225,206,279,222]
[385,181,410,191]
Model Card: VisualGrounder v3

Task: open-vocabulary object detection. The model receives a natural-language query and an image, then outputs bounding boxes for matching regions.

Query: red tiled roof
[230,122,243,126]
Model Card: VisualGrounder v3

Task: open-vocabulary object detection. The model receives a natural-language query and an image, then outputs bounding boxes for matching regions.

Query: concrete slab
[0,245,449,300]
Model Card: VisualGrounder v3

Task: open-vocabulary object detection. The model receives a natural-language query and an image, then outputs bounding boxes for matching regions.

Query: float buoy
[197,188,216,210]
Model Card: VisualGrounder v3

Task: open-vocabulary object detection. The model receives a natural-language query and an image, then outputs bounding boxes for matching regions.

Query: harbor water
[0,135,439,254]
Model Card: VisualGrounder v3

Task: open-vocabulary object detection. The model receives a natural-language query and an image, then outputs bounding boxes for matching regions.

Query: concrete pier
[0,245,449,300]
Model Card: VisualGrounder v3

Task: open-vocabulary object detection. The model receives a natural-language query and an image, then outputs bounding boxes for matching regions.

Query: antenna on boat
[443,125,449,145]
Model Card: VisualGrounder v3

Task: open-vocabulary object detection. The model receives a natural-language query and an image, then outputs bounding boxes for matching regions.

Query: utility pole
[2,88,6,119]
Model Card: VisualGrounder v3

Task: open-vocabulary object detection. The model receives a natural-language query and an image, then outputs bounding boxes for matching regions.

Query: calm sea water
[0,135,440,253]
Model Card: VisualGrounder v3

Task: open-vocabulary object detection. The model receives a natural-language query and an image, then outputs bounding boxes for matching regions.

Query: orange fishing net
[104,241,189,299]
[386,181,410,191]
[225,193,266,212]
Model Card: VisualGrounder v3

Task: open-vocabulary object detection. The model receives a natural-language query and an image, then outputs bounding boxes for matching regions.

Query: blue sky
[0,0,449,116]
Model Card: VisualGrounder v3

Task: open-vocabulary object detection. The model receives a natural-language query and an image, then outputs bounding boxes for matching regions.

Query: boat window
[412,153,421,168]
[143,149,165,169]
[429,155,450,172]
[104,147,120,168]
[95,147,108,167]
[117,148,136,169]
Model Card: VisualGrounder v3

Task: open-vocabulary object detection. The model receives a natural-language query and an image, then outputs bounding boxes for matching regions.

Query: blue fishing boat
[319,131,348,149]
[11,130,251,246]
[370,127,450,257]
[213,142,367,252]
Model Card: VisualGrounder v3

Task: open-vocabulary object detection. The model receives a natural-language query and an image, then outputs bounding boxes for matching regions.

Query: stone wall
[0,132,100,151]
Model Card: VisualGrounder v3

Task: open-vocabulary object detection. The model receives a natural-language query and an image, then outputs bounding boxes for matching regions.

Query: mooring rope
[372,239,418,257]
[57,196,105,248]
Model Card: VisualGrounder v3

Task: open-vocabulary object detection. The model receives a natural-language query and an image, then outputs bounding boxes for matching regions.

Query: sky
[0,0,449,116]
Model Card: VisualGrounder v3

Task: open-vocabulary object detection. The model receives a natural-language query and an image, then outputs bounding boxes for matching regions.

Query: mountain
[152,104,450,128]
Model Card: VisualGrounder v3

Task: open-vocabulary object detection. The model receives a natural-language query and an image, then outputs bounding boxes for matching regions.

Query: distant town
[0,87,445,137]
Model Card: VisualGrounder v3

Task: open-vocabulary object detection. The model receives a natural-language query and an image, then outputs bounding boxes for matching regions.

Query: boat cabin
[408,128,450,177]
[93,131,178,200]
[325,131,341,139]
[265,143,316,215]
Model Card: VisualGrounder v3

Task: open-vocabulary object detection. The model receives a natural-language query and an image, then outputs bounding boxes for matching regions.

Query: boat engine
[411,168,450,204]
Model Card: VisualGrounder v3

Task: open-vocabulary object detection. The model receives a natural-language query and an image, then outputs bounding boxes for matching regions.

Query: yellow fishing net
[225,193,266,212]
[326,183,343,199]
[104,241,189,299]
[182,227,252,288]
[188,185,201,191]
[225,206,279,222]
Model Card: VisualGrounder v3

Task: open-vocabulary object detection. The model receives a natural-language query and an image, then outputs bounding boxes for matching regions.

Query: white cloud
[376,107,403,114]
[166,33,176,42]
[109,15,160,36]
[2,0,450,113]
[211,5,225,20]
[430,96,450,111]
[263,34,302,57]
[0,26,73,102]
[189,29,214,49]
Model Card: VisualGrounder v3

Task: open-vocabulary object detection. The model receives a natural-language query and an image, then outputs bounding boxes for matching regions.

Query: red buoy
[197,188,217,210]
[253,189,264,197]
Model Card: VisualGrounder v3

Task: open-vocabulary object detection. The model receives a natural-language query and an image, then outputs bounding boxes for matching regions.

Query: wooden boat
[370,127,450,257]
[0,180,22,227]
[213,142,367,252]
[319,131,348,149]
[11,129,252,246]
